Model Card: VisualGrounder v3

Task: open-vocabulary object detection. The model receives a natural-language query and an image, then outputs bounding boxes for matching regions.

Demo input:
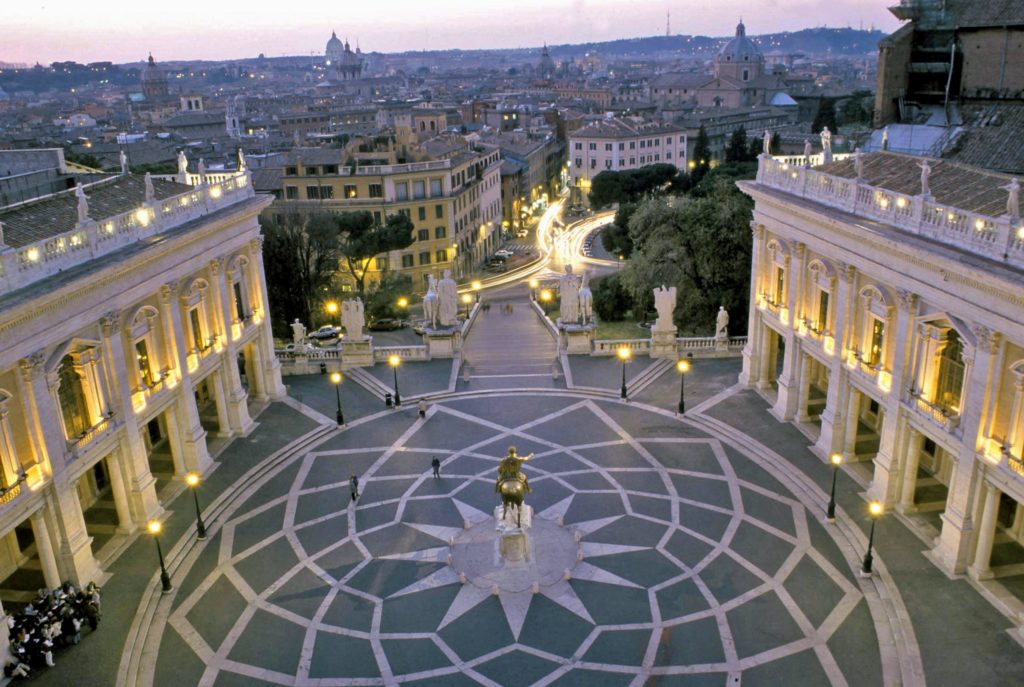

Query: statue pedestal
[715,334,729,352]
[558,322,595,354]
[423,327,462,358]
[341,337,373,367]
[650,327,679,359]
[494,504,533,533]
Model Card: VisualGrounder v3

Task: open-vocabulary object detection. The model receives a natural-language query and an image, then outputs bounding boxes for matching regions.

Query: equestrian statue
[495,446,534,528]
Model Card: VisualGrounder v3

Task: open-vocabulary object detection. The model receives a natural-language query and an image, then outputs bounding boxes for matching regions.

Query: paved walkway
[462,297,558,382]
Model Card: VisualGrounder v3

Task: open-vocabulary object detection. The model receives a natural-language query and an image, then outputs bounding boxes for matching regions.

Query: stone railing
[1,172,255,294]
[904,393,961,436]
[757,156,1024,269]
[592,335,746,356]
[771,153,853,168]
[593,339,651,356]
[373,345,429,362]
[66,415,118,462]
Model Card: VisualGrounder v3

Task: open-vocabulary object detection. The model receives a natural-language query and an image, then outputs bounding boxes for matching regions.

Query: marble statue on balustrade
[652,285,677,333]
[762,130,772,156]
[120,150,129,175]
[1003,178,1020,219]
[423,274,439,329]
[853,148,864,181]
[198,158,207,185]
[820,127,833,164]
[437,269,458,327]
[881,126,890,151]
[177,150,188,175]
[918,160,932,197]
[237,148,246,172]
[144,173,155,203]
[559,264,581,325]
[803,139,812,168]
[291,319,306,345]
[342,298,365,340]
[578,270,593,324]
[716,306,729,339]
[75,183,90,224]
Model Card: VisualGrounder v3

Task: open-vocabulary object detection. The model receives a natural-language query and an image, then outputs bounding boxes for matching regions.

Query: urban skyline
[3,0,899,64]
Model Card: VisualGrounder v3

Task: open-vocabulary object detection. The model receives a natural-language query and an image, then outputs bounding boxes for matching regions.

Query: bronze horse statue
[496,446,534,527]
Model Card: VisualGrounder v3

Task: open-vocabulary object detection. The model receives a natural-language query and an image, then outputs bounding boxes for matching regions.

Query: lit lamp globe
[185,472,200,488]
[325,301,339,316]
[528,278,539,289]
[540,289,552,302]
[388,355,401,368]
[396,297,409,309]
[617,347,632,362]
[330,372,342,385]
[147,520,162,535]
[676,358,690,374]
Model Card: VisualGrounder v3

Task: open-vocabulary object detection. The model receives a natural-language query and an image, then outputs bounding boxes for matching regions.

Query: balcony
[66,414,118,462]
[131,369,176,414]
[905,390,961,436]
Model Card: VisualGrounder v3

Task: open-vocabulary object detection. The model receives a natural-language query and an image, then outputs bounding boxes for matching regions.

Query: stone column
[842,387,860,462]
[161,283,212,474]
[740,223,765,388]
[29,510,61,590]
[18,352,66,480]
[772,337,801,421]
[933,327,1000,575]
[104,453,135,535]
[99,313,162,526]
[870,290,918,506]
[211,259,254,436]
[48,485,101,585]
[898,430,925,512]
[209,368,232,437]
[815,263,855,458]
[968,483,1001,580]
[248,236,285,399]
[795,353,812,422]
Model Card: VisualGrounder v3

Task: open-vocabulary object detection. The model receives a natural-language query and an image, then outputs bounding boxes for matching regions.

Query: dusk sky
[3,0,900,65]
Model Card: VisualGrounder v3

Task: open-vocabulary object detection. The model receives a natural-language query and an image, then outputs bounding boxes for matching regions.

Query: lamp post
[676,353,692,414]
[862,501,883,574]
[826,453,843,521]
[388,355,401,406]
[330,372,344,425]
[184,472,207,540]
[617,347,632,400]
[396,296,409,325]
[461,293,472,319]
[528,278,539,301]
[147,520,173,593]
[471,280,482,303]
[325,301,339,322]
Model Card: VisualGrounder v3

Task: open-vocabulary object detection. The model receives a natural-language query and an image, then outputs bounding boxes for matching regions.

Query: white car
[309,325,342,340]
[494,249,515,258]
[516,228,529,238]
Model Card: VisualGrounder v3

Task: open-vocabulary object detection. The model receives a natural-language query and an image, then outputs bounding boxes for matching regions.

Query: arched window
[57,354,90,439]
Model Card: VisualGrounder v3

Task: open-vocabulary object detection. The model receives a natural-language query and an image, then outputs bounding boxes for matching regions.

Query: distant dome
[326,31,344,63]
[140,54,169,99]
[538,44,555,80]
[718,20,762,62]
[141,54,164,83]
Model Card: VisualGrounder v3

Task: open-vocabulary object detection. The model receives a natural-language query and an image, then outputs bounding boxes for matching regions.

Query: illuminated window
[189,308,204,351]
[57,356,89,439]
[136,340,154,387]
[868,318,885,366]
[233,281,246,321]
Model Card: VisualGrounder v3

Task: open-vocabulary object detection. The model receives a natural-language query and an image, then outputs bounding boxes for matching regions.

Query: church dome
[339,41,361,66]
[141,54,164,83]
[326,31,344,63]
[717,21,762,62]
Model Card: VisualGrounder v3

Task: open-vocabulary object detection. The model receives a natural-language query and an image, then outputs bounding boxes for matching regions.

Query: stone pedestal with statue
[650,285,679,359]
[422,327,462,358]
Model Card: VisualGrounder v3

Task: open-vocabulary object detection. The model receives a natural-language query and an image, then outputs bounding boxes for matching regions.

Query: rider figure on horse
[495,446,533,493]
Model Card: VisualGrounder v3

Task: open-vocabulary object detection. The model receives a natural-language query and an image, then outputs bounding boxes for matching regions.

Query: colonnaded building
[740,151,1024,615]
[0,150,284,624]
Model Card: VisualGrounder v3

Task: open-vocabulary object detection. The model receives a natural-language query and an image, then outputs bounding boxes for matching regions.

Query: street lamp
[617,347,632,400]
[184,472,207,540]
[676,353,692,414]
[325,301,339,319]
[528,278,539,301]
[388,355,402,406]
[471,280,482,303]
[826,453,843,521]
[461,293,472,318]
[330,372,344,425]
[540,289,552,309]
[862,501,883,575]
[147,520,173,594]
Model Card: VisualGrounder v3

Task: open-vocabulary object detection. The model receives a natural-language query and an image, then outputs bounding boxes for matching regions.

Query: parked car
[368,318,403,331]
[309,325,342,340]
[494,249,515,258]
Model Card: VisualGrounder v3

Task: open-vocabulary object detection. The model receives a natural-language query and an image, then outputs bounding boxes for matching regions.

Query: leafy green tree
[591,273,631,321]
[260,213,341,337]
[365,271,414,321]
[588,164,677,208]
[690,125,712,182]
[812,98,838,134]
[328,211,415,294]
[600,202,637,258]
[725,127,749,163]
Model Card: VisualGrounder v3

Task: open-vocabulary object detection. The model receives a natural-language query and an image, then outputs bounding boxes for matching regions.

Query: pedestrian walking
[431,456,441,479]
[418,398,427,419]
[350,475,359,501]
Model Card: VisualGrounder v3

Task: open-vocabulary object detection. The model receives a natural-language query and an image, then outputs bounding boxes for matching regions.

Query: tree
[725,127,749,163]
[260,213,341,337]
[812,98,838,134]
[365,271,414,321]
[600,202,637,258]
[329,211,415,294]
[588,164,678,208]
[691,125,712,182]
[591,273,631,322]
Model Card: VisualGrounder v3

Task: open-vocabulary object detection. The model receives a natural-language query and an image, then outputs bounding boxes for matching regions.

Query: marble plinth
[558,322,596,354]
[423,327,462,358]
[341,337,374,366]
[650,327,678,359]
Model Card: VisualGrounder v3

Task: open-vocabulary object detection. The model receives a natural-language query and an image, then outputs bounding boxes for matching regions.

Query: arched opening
[935,330,964,414]
[57,355,90,440]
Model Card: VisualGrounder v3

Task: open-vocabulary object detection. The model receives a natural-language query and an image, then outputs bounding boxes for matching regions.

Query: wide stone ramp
[462,297,558,382]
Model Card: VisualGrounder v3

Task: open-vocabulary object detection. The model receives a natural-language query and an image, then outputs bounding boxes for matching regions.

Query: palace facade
[0,151,284,613]
[740,151,1024,599]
